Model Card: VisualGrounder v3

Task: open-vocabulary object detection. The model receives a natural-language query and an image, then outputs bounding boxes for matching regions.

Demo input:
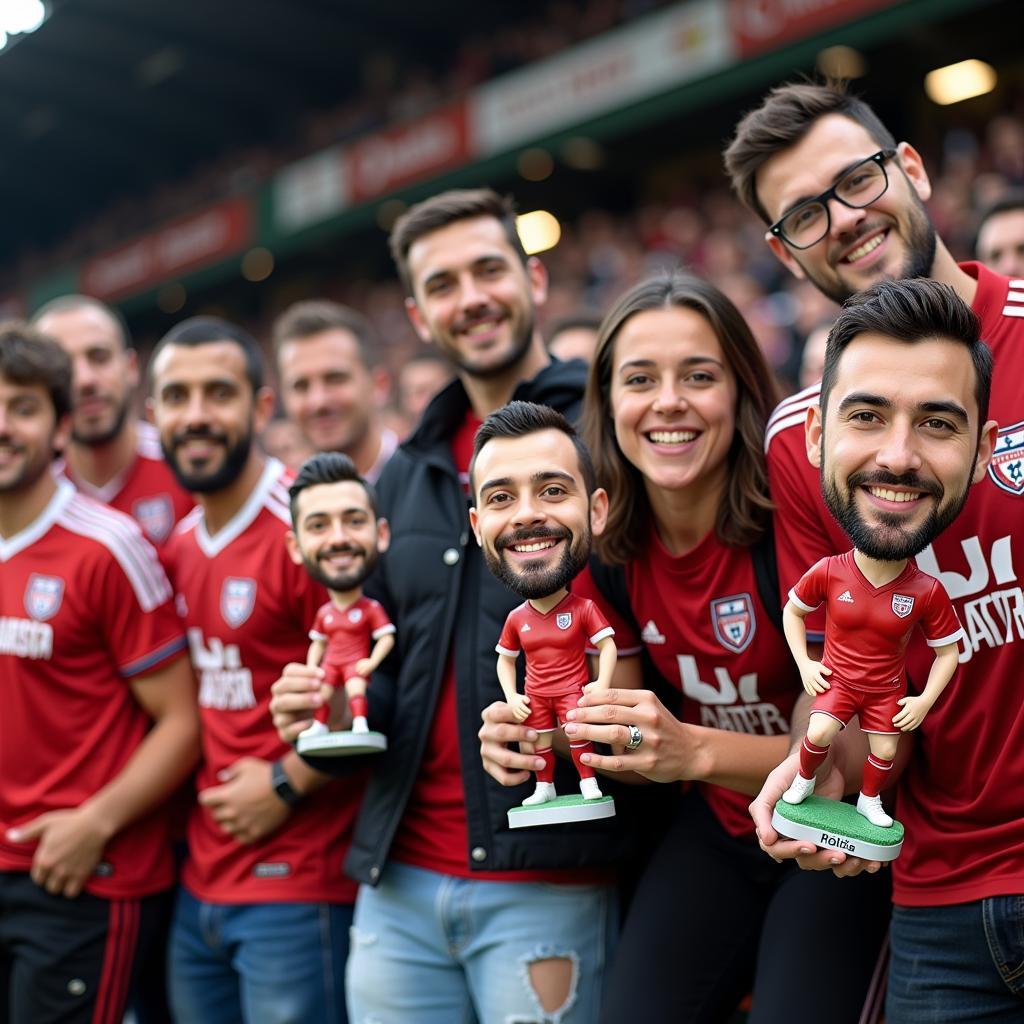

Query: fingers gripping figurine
[286,452,395,756]
[469,401,617,828]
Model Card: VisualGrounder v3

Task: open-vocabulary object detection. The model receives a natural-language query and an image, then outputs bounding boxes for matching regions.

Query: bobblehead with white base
[285,453,396,758]
[468,402,619,829]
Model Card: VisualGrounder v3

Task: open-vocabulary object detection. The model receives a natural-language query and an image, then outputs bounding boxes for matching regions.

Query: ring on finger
[625,724,643,750]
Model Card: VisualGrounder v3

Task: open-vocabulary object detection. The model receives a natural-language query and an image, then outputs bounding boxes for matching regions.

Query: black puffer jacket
[329,358,638,885]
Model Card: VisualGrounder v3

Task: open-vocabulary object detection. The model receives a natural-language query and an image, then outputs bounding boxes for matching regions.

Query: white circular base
[297,730,387,757]
[771,807,903,862]
[507,795,615,829]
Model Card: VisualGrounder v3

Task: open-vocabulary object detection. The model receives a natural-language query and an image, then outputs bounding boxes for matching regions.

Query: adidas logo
[838,590,854,603]
[641,620,666,645]
[521,623,531,631]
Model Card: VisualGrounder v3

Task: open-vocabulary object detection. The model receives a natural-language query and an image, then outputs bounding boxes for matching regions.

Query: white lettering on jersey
[187,627,256,710]
[676,655,788,735]
[916,536,1020,664]
[0,617,54,660]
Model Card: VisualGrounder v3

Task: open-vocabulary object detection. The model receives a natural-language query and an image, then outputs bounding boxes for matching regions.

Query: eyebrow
[617,356,723,372]
[838,391,970,425]
[479,469,576,494]
[779,155,876,220]
[421,254,509,291]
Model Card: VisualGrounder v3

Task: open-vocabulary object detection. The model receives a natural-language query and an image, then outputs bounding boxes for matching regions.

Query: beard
[71,392,131,447]
[822,464,973,560]
[451,309,537,381]
[162,427,253,494]
[300,543,378,593]
[800,193,938,305]
[484,523,591,600]
[0,438,56,495]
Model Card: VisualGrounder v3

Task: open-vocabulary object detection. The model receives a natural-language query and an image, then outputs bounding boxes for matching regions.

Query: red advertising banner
[80,198,252,300]
[346,103,470,204]
[728,0,901,57]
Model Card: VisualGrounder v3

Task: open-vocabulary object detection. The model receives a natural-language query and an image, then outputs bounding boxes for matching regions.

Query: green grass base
[775,796,904,847]
[508,794,614,814]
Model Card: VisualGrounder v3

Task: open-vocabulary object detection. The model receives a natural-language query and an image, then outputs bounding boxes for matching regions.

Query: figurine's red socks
[349,694,368,721]
[798,738,829,780]
[569,741,596,780]
[861,754,894,798]
[537,747,556,784]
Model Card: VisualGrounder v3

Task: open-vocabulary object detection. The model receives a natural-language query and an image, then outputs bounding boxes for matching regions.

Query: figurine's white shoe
[857,793,893,828]
[297,720,329,741]
[522,782,557,806]
[579,777,603,801]
[351,716,369,734]
[781,773,815,805]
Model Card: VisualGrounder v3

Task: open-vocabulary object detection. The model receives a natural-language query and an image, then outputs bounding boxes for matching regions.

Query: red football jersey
[497,593,613,698]
[60,421,194,545]
[162,458,360,905]
[574,526,800,838]
[312,596,395,673]
[766,262,1024,905]
[790,551,962,693]
[0,481,187,898]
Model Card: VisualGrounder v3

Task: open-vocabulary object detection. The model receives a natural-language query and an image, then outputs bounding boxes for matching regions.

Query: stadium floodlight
[925,59,996,105]
[517,211,561,256]
[0,0,47,53]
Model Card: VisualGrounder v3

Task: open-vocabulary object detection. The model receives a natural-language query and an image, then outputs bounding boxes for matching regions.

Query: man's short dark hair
[0,321,73,420]
[271,300,378,370]
[152,317,264,394]
[470,400,596,499]
[821,279,992,425]
[974,190,1024,253]
[725,80,897,224]
[30,294,133,351]
[389,189,528,295]
[288,451,378,526]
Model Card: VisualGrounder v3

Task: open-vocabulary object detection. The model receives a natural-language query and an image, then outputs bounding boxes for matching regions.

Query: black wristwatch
[270,759,302,808]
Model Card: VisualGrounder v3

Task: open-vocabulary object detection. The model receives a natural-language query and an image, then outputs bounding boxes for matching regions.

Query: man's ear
[284,530,304,567]
[805,404,823,469]
[375,517,391,554]
[896,141,932,204]
[972,419,998,484]
[468,506,483,547]
[589,487,609,537]
[766,232,807,282]
[405,296,433,345]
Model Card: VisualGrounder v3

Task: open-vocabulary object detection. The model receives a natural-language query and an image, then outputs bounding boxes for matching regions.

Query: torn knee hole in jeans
[516,948,580,1021]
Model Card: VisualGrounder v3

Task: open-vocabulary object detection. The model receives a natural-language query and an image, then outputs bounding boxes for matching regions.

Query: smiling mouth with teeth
[842,231,886,264]
[648,430,698,444]
[865,486,920,503]
[511,539,559,553]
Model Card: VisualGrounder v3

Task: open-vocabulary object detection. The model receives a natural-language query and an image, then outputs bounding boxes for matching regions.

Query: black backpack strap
[751,519,784,636]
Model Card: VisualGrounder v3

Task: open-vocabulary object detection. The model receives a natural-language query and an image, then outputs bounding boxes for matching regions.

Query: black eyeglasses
[768,149,898,249]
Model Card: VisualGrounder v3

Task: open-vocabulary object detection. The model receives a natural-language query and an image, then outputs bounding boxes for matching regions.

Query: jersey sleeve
[922,579,965,648]
[767,419,838,642]
[789,557,830,613]
[309,603,329,641]
[572,564,641,655]
[95,539,187,679]
[496,613,521,658]
[367,599,396,639]
[582,598,614,646]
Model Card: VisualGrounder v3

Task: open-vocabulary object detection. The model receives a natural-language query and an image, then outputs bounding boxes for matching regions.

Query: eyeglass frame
[766,148,899,250]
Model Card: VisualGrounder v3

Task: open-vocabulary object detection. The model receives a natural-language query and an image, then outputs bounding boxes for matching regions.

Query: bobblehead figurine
[286,452,395,757]
[469,402,617,829]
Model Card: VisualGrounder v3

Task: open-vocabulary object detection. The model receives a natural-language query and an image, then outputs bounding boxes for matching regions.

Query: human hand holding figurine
[284,453,395,757]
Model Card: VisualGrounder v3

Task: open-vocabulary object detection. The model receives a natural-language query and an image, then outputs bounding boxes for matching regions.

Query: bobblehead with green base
[772,795,904,862]
[508,793,616,829]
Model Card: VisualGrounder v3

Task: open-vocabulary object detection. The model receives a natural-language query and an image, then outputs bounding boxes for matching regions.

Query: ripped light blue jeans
[346,862,617,1024]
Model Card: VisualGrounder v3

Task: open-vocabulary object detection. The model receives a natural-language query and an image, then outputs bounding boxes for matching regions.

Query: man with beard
[270,190,621,1023]
[470,402,616,811]
[151,318,360,1024]
[285,452,395,746]
[32,295,192,545]
[777,282,985,828]
[0,323,198,1024]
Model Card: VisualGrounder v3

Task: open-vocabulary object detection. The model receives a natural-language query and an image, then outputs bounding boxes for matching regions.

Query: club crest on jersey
[988,421,1024,495]
[24,574,65,621]
[221,578,257,628]
[892,593,915,619]
[556,612,572,630]
[348,607,363,623]
[711,594,755,654]
[132,494,174,543]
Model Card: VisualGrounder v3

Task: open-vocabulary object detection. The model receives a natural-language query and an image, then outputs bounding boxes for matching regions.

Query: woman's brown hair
[581,273,779,566]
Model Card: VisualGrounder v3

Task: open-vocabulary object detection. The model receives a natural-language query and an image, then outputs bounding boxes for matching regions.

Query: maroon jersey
[765,262,1024,905]
[0,481,187,898]
[574,526,799,838]
[497,593,613,698]
[790,551,962,693]
[162,459,360,904]
[312,596,395,674]
[59,421,193,545]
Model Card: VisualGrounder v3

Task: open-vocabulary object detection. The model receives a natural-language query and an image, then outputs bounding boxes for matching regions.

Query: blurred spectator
[394,350,453,431]
[547,311,603,364]
[261,415,315,471]
[975,191,1024,278]
[799,322,830,389]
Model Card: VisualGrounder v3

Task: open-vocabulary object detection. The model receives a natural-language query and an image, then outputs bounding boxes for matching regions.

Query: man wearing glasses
[726,82,1024,1021]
